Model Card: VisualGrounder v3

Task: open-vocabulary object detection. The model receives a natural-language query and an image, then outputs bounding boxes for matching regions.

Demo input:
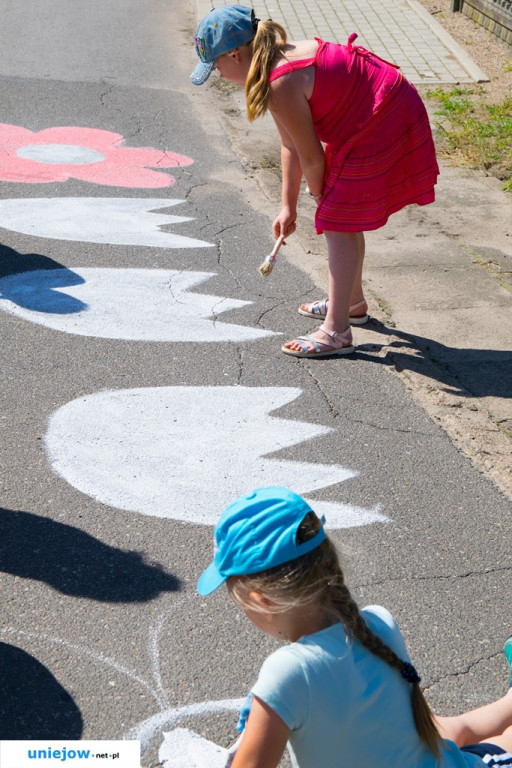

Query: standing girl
[190,5,439,358]
[198,486,512,768]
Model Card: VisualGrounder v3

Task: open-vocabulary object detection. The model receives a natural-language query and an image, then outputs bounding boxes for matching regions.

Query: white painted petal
[0,198,213,248]
[45,386,389,529]
[0,268,276,341]
[313,500,389,529]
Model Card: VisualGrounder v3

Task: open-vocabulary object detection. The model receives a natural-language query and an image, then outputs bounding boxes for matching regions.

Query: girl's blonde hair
[227,512,443,759]
[244,17,288,121]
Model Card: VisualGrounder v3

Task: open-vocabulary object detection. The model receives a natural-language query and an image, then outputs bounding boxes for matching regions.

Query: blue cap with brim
[190,60,216,87]
[197,487,326,595]
[190,5,256,86]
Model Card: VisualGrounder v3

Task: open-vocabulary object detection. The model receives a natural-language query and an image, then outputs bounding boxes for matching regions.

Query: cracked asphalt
[0,0,511,765]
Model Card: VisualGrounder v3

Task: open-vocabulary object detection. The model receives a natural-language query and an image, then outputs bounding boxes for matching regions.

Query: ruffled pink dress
[269,35,439,233]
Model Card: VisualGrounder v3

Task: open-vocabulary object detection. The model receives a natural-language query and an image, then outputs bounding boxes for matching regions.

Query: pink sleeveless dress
[269,35,439,233]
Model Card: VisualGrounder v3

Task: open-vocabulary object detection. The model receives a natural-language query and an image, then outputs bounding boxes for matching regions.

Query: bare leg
[298,232,367,322]
[283,230,364,355]
[350,232,365,307]
[435,688,512,750]
[492,725,512,753]
[322,231,361,332]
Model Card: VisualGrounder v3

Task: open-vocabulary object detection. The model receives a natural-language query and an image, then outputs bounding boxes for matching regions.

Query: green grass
[427,87,512,193]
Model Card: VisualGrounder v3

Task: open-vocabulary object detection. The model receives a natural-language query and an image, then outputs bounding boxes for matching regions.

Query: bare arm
[270,71,325,197]
[270,115,303,238]
[230,696,290,768]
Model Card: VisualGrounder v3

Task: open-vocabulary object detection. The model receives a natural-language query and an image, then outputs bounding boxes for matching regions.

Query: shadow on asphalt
[0,242,86,313]
[0,641,83,738]
[355,320,512,400]
[0,508,181,602]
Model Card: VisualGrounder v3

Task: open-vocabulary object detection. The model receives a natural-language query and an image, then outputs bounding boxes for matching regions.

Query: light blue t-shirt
[250,606,482,768]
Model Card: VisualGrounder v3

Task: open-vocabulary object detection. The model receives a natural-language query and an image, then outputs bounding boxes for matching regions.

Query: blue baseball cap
[197,487,326,595]
[190,5,256,86]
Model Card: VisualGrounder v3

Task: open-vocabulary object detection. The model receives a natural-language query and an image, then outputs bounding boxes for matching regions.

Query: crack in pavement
[356,563,512,590]
[424,649,505,690]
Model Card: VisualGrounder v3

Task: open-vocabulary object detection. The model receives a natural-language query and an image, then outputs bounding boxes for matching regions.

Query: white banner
[0,741,140,768]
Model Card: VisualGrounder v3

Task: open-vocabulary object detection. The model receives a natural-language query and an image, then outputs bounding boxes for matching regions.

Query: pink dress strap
[269,56,317,82]
[346,32,400,70]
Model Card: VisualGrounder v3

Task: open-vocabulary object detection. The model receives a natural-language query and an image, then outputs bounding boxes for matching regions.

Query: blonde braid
[245,19,287,121]
[325,550,442,759]
[329,578,406,672]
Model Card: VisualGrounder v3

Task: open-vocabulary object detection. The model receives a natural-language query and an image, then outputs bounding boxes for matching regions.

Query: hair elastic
[401,662,421,685]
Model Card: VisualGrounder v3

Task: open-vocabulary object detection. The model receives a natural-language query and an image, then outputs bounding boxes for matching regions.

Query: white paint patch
[159,728,234,768]
[0,198,213,248]
[16,144,105,165]
[125,700,244,754]
[0,268,277,341]
[45,386,388,528]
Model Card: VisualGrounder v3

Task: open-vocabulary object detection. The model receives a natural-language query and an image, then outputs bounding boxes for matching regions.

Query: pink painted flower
[0,124,193,188]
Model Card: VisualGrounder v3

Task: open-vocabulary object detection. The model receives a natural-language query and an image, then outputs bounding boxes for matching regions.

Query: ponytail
[245,18,287,121]
[411,683,442,759]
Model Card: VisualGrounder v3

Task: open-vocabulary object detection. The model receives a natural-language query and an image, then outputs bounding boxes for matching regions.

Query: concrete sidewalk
[192,1,512,499]
[195,0,489,83]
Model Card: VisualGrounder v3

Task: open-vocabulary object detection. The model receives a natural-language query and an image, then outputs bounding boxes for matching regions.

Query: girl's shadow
[355,319,512,400]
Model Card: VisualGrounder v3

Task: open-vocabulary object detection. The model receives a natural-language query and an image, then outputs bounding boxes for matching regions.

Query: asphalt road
[0,1,511,765]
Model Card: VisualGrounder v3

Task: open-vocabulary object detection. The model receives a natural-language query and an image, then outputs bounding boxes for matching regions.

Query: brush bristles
[259,260,274,277]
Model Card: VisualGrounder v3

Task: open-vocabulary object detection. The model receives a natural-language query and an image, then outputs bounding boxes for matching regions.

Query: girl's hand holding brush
[259,233,287,277]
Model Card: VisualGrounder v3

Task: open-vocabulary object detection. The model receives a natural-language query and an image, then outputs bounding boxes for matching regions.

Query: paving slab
[195,0,489,83]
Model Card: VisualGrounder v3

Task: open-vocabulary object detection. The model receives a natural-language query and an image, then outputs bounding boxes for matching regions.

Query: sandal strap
[312,299,327,315]
[306,298,366,315]
[318,325,352,346]
[294,327,352,353]
[296,334,322,354]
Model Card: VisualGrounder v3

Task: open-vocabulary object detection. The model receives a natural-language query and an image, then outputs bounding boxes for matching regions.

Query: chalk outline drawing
[0,268,278,342]
[1,601,244,759]
[0,124,192,187]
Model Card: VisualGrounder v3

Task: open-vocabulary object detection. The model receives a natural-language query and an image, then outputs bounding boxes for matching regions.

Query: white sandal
[298,298,369,325]
[281,325,354,358]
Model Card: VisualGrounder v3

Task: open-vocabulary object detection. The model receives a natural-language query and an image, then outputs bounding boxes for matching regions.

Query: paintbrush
[259,234,286,277]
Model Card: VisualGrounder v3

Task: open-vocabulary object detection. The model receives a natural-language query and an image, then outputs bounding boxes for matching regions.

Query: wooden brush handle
[269,234,286,259]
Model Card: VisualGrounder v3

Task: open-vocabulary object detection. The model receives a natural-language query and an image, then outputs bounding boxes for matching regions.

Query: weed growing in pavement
[427,87,512,193]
